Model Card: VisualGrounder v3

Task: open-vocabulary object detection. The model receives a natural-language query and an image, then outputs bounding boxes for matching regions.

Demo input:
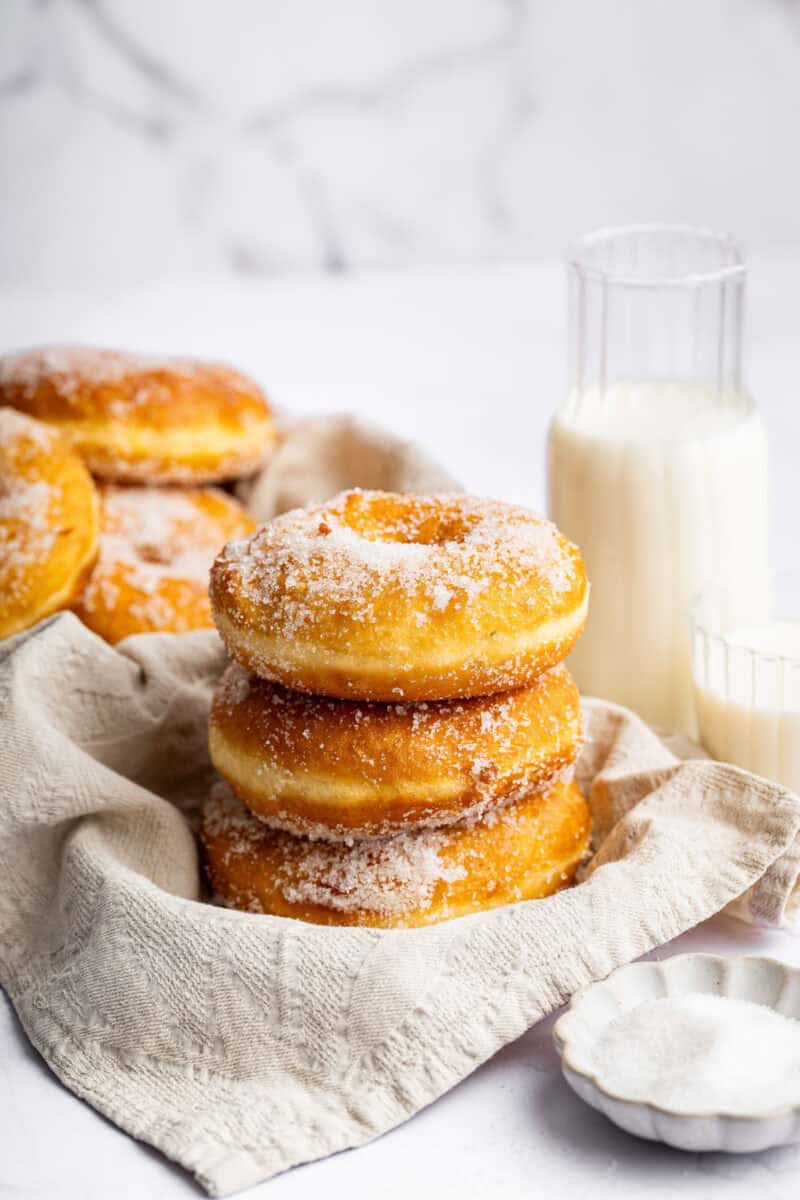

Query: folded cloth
[1,615,800,1195]
[237,413,461,521]
[2,416,800,1195]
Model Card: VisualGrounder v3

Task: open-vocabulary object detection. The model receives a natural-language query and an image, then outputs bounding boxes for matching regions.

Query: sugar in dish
[592,994,800,1116]
[554,954,800,1153]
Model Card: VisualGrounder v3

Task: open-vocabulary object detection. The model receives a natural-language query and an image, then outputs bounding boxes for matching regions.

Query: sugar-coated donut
[201,778,591,928]
[210,489,589,702]
[0,408,99,639]
[73,485,255,642]
[209,662,581,840]
[0,345,276,484]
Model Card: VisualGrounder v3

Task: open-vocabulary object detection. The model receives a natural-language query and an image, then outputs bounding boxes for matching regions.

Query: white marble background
[2,0,800,284]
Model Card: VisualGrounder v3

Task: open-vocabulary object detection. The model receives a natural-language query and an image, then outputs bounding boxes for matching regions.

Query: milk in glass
[548,227,770,733]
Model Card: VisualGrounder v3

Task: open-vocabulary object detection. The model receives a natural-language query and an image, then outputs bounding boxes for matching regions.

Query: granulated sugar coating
[0,412,62,579]
[592,994,800,1115]
[0,345,276,485]
[0,406,56,447]
[1,346,152,399]
[74,485,253,641]
[220,490,576,624]
[210,489,589,702]
[203,782,464,917]
[0,345,265,420]
[0,407,99,638]
[208,661,582,841]
[91,487,219,590]
[200,777,591,928]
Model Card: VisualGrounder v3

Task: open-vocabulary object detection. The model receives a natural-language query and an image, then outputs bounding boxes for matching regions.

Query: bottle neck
[567,227,747,406]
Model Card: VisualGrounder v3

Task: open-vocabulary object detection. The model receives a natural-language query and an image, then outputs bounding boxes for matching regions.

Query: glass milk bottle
[548,225,770,733]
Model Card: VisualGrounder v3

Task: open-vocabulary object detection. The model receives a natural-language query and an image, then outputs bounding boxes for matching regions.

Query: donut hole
[136,541,176,566]
[338,492,480,547]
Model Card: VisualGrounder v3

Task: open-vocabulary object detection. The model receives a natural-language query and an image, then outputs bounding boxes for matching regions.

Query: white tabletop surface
[2,259,800,1199]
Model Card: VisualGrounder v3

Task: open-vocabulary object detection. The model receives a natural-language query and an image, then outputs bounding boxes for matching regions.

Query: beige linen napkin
[237,413,461,521]
[2,418,800,1195]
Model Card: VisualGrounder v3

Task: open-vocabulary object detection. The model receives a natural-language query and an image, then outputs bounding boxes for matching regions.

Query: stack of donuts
[202,488,592,929]
[0,346,275,641]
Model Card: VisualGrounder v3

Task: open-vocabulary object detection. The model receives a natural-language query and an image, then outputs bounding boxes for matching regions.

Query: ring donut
[0,345,276,484]
[209,662,581,840]
[0,408,99,639]
[201,778,591,928]
[73,484,255,642]
[210,489,589,702]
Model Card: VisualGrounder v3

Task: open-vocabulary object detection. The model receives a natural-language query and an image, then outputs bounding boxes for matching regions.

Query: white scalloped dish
[553,954,800,1152]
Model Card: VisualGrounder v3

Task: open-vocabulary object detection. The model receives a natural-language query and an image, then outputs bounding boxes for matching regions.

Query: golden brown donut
[0,345,276,484]
[210,489,589,702]
[0,408,99,639]
[201,778,591,928]
[73,484,255,642]
[209,662,582,840]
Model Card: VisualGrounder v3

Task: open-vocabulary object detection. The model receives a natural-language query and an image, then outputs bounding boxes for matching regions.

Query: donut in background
[0,345,276,485]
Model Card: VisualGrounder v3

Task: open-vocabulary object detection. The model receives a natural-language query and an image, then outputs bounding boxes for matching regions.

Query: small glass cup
[692,571,800,792]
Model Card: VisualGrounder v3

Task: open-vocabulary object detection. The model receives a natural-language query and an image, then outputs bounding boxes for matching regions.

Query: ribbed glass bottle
[548,225,770,733]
